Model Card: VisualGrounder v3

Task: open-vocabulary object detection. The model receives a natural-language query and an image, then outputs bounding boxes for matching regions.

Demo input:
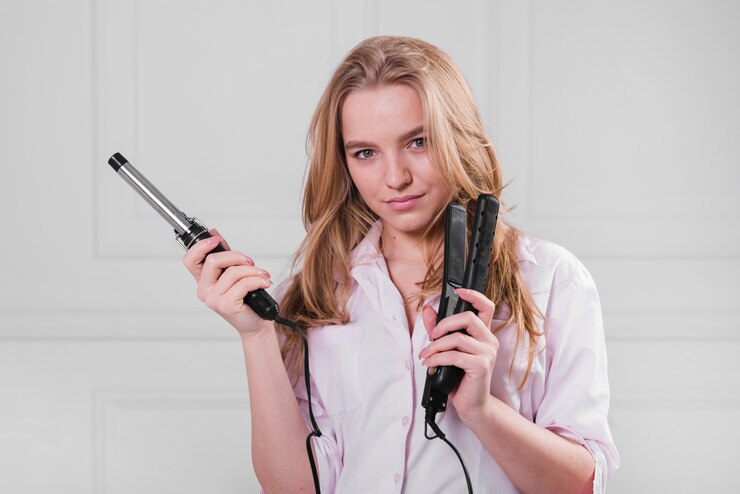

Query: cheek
[347,167,375,201]
[418,164,450,197]
[346,164,361,186]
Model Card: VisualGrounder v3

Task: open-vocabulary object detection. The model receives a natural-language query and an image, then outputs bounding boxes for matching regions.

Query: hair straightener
[421,194,499,494]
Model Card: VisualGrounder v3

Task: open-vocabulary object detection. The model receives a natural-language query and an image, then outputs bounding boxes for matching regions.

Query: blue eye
[409,137,426,149]
[355,149,375,160]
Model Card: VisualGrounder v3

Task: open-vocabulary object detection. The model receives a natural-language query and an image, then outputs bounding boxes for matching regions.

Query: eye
[409,137,426,149]
[354,149,376,160]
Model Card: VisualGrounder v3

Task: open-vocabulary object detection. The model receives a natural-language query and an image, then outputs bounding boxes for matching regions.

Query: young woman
[183,36,618,493]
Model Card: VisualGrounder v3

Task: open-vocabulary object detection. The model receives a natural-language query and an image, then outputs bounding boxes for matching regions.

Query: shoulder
[515,230,596,296]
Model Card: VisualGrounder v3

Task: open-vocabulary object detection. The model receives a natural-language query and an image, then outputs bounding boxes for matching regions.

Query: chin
[382,213,436,235]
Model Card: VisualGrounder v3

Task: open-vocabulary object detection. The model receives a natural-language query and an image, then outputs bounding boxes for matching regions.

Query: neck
[380,223,443,266]
[380,232,423,264]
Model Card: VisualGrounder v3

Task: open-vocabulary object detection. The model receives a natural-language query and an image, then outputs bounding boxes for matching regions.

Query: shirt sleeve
[258,277,344,493]
[533,253,620,493]
[291,367,344,492]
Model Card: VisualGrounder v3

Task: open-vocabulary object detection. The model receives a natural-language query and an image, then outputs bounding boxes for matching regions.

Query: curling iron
[107,152,322,493]
[107,152,279,320]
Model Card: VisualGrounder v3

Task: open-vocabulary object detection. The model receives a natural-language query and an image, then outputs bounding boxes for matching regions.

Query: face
[341,84,451,244]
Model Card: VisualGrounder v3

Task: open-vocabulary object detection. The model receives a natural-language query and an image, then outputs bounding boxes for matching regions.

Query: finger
[213,265,272,296]
[431,310,492,342]
[422,351,495,381]
[209,228,231,251]
[200,251,255,286]
[454,288,495,327]
[183,236,224,275]
[422,305,437,336]
[224,274,274,305]
[421,350,478,372]
[212,275,274,315]
[419,331,488,359]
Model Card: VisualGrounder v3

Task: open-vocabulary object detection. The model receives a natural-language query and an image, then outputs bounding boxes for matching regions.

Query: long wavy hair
[277,36,543,388]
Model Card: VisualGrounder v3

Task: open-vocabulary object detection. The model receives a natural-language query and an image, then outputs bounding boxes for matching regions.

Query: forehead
[341,84,423,138]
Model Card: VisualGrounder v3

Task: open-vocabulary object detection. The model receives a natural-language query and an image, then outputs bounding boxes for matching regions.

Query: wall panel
[0,1,738,492]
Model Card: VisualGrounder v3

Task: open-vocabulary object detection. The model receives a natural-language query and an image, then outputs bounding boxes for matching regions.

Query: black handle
[195,230,280,321]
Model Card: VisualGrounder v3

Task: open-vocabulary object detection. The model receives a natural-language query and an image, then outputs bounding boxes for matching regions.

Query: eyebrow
[344,125,425,152]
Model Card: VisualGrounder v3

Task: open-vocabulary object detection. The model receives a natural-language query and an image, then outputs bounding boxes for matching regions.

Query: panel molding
[603,310,740,341]
[1,309,736,341]
[93,387,249,493]
[611,387,740,410]
[92,0,315,260]
[0,310,233,339]
[497,0,739,259]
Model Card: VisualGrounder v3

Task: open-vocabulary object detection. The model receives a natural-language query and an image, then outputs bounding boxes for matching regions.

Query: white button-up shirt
[267,220,619,493]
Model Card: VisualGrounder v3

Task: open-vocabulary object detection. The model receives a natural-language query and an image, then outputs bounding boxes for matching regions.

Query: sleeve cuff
[312,432,342,492]
[257,433,341,493]
[546,424,609,494]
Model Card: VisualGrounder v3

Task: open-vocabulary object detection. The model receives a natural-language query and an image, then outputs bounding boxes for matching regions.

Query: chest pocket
[307,324,364,415]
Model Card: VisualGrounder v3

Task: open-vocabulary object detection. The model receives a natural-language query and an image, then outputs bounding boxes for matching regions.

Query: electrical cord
[424,407,474,494]
[274,315,323,494]
[272,315,474,494]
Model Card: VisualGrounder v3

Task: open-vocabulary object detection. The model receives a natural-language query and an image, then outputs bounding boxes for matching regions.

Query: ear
[422,305,437,337]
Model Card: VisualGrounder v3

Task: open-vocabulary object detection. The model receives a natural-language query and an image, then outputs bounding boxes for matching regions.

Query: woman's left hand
[419,288,499,422]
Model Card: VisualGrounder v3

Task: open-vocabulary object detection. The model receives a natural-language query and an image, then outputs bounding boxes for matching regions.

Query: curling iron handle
[196,234,279,321]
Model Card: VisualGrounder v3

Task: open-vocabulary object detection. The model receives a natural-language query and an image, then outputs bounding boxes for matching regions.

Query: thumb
[422,305,437,337]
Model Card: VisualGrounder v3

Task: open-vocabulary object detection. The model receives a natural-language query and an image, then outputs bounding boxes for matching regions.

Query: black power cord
[274,316,323,494]
[425,407,474,494]
[271,313,476,494]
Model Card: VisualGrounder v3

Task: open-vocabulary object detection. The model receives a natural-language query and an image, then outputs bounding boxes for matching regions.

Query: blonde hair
[277,36,543,387]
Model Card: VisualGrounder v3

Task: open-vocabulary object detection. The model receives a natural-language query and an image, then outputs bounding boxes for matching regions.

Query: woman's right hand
[182,228,274,337]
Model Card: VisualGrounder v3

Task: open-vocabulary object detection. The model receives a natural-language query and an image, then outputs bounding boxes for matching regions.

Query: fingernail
[245,256,254,266]
[261,270,271,278]
[264,278,273,285]
[209,237,221,245]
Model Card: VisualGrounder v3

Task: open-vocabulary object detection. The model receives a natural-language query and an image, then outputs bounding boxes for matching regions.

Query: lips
[386,194,424,211]
[388,194,423,203]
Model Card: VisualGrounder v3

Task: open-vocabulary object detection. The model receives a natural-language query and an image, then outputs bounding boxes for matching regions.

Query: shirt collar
[349,219,384,269]
[349,218,538,269]
[516,232,538,265]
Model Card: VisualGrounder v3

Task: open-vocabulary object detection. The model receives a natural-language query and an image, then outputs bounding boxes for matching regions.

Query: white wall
[1,1,738,492]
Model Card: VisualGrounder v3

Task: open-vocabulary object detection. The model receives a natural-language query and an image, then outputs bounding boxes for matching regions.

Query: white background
[1,1,738,492]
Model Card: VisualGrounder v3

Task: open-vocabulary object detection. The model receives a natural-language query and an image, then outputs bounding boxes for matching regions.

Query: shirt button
[402,416,410,427]
[404,360,411,370]
[394,472,401,483]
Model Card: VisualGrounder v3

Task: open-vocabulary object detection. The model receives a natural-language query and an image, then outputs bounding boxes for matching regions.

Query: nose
[385,153,412,189]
